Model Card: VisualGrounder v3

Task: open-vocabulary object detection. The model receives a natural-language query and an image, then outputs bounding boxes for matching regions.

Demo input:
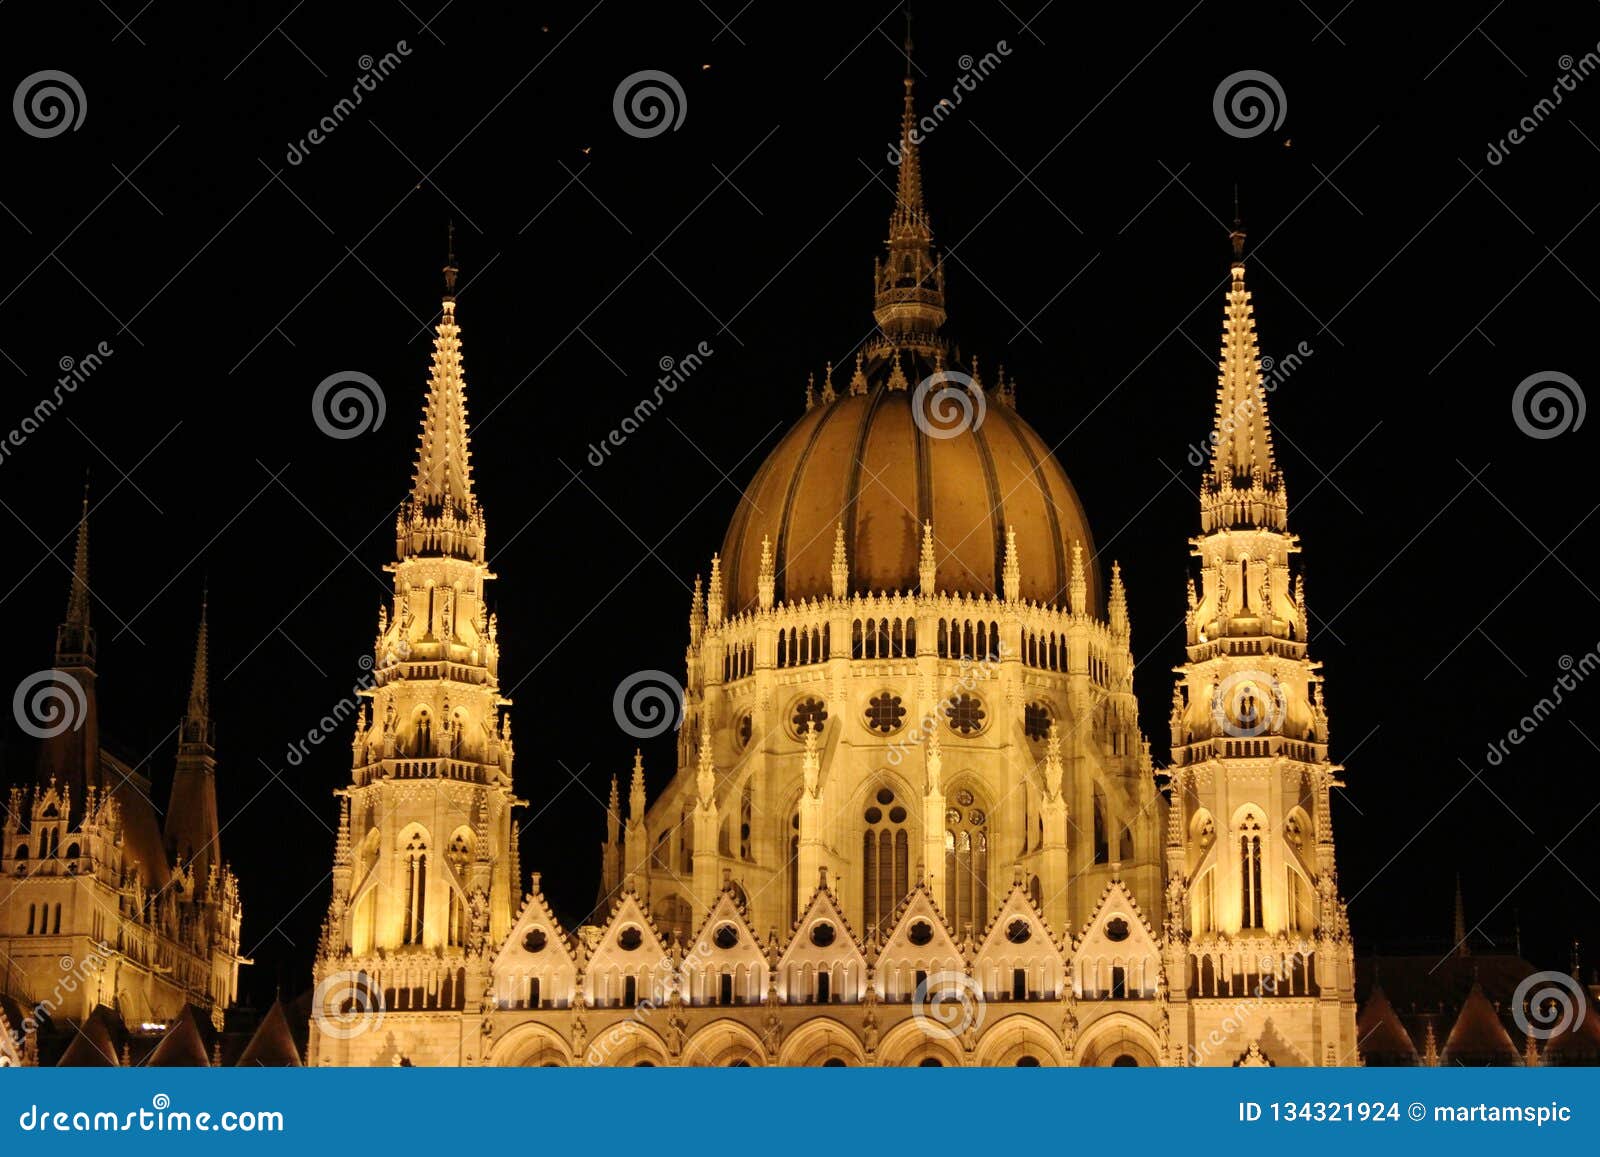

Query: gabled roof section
[585,884,672,973]
[1441,980,1520,1065]
[683,887,765,971]
[492,876,576,973]
[976,876,1066,958]
[1071,878,1160,954]
[235,1000,302,1067]
[878,883,965,965]
[145,1006,212,1067]
[1356,985,1419,1062]
[778,872,866,971]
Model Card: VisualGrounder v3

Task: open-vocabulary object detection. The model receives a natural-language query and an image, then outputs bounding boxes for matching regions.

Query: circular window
[617,926,644,951]
[864,806,883,824]
[809,922,836,948]
[918,1057,944,1067]
[876,788,895,806]
[968,809,986,825]
[908,921,934,947]
[522,928,548,953]
[1016,1055,1041,1067]
[945,693,986,735]
[888,805,907,824]
[1006,918,1032,944]
[1111,1054,1138,1067]
[737,712,753,748]
[945,807,961,825]
[955,789,975,807]
[1104,917,1130,943]
[822,1058,847,1067]
[1024,701,1053,742]
[713,924,739,950]
[865,691,907,734]
[791,697,828,738]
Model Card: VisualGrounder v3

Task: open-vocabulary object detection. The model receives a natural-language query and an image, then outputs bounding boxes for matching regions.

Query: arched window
[944,788,989,932]
[414,711,432,757]
[1239,814,1264,929]
[862,787,910,932]
[446,833,471,947]
[1118,823,1135,863]
[1092,786,1110,865]
[788,812,800,928]
[402,832,428,945]
[1192,867,1216,933]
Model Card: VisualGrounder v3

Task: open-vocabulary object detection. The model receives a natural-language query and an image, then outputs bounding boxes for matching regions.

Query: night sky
[1,2,1597,1010]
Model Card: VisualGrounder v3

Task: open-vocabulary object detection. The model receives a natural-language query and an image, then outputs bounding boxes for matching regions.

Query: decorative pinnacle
[1068,540,1087,616]
[757,534,775,610]
[919,519,937,594]
[831,523,849,599]
[706,553,724,625]
[1109,560,1129,636]
[1002,524,1021,602]
[443,221,459,297]
[697,728,716,807]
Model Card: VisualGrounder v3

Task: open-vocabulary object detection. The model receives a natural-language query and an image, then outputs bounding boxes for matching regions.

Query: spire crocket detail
[398,242,484,563]
[1202,221,1286,533]
[873,35,946,351]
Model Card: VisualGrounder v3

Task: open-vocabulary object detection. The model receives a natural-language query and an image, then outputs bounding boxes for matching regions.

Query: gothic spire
[183,587,212,744]
[57,483,95,666]
[1202,218,1287,532]
[398,243,485,562]
[873,31,946,349]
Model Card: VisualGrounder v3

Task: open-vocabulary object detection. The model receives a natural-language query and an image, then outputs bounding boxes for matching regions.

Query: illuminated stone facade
[308,77,1359,1068]
[0,511,243,1055]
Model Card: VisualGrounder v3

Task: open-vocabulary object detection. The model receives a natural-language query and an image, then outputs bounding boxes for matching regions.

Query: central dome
[719,75,1099,618]
[720,348,1099,616]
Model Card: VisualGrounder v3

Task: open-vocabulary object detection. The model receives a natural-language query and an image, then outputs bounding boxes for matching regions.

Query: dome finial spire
[443,220,458,298]
[873,21,946,351]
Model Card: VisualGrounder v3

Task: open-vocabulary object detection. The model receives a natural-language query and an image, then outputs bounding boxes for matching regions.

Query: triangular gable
[1071,879,1162,999]
[492,884,576,973]
[584,886,673,1005]
[880,884,965,966]
[685,888,766,972]
[145,1006,211,1067]
[236,1001,302,1067]
[777,876,865,977]
[977,877,1066,958]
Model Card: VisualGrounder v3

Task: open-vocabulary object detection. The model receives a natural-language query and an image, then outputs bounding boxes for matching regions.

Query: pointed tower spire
[831,523,849,599]
[1108,561,1129,636]
[166,587,221,880]
[57,482,95,666]
[398,243,485,563]
[688,574,705,644]
[873,25,947,350]
[606,773,621,846]
[38,486,101,800]
[1202,215,1287,533]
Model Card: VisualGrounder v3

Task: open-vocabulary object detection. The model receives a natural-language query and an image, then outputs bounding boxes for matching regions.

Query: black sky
[1,1,1597,1008]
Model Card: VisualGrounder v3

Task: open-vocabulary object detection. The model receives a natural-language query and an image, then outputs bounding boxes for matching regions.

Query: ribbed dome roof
[720,349,1098,615]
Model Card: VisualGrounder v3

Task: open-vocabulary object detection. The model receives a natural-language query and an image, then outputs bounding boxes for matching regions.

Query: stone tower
[310,253,524,1066]
[1164,222,1358,1064]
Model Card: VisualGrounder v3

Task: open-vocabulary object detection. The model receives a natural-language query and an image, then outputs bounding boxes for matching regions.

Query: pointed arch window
[944,789,989,932]
[414,711,432,757]
[1239,815,1264,930]
[402,832,429,946]
[1092,785,1110,865]
[862,788,910,932]
[446,833,470,947]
